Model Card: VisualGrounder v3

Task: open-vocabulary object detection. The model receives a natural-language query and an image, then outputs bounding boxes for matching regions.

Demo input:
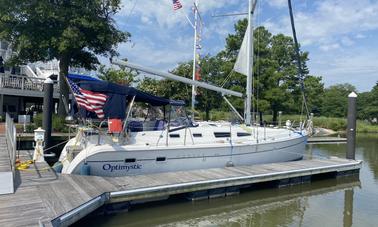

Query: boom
[112,59,243,98]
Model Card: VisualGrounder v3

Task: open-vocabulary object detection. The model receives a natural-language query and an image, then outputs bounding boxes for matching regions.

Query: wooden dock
[307,136,347,144]
[0,135,361,227]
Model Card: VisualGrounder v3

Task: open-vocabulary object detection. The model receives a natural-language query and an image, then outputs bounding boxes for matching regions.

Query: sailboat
[57,0,309,177]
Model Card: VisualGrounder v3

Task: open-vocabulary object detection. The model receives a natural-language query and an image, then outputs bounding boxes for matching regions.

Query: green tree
[138,19,324,123]
[221,19,315,123]
[195,56,224,120]
[291,75,324,115]
[0,0,129,115]
[98,64,138,85]
[137,56,224,120]
[137,62,192,103]
[321,83,356,117]
[359,82,378,122]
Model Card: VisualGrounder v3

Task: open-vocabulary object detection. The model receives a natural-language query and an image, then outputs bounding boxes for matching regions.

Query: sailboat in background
[56,0,310,177]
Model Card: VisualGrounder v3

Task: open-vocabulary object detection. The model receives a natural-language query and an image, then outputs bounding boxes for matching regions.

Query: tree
[137,62,192,103]
[221,19,315,123]
[291,75,324,115]
[359,82,378,122]
[140,19,323,123]
[0,0,129,115]
[98,64,138,85]
[137,56,224,120]
[320,83,356,117]
[194,56,224,120]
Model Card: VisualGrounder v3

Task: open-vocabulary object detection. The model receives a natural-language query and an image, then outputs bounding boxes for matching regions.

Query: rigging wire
[288,0,310,121]
[220,70,234,88]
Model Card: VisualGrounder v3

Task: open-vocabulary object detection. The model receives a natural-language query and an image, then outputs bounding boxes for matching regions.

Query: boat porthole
[156,157,166,162]
[125,158,136,163]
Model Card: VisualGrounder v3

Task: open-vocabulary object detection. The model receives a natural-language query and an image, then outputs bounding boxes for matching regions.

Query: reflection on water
[78,177,360,227]
[344,189,353,227]
[76,134,378,227]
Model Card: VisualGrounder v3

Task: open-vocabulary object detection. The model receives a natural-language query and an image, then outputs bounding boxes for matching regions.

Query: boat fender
[52,161,63,173]
[80,163,91,175]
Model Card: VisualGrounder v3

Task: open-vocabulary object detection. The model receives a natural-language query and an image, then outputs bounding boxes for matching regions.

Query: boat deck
[0,142,361,226]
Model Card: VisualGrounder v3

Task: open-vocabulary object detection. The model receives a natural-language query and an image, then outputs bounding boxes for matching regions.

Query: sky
[112,0,378,92]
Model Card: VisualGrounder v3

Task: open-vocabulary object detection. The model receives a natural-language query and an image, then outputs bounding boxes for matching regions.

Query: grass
[197,111,378,133]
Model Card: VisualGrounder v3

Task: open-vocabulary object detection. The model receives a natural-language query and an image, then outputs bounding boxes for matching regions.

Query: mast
[245,0,256,125]
[191,0,199,112]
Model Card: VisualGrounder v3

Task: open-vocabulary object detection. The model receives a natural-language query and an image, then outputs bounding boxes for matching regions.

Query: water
[76,134,378,227]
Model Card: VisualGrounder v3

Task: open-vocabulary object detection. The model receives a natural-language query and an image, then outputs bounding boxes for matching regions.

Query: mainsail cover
[67,74,185,119]
[233,26,249,76]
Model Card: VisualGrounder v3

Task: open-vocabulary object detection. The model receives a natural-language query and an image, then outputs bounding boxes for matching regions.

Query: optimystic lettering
[103,163,142,172]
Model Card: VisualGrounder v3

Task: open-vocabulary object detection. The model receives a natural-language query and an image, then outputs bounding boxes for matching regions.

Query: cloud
[319,43,340,51]
[111,0,378,92]
[115,0,246,69]
[117,35,193,70]
[267,0,287,9]
[263,0,378,50]
[119,0,235,29]
[309,48,378,91]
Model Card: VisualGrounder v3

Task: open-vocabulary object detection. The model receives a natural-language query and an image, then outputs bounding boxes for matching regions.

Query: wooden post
[43,78,54,149]
[346,92,357,160]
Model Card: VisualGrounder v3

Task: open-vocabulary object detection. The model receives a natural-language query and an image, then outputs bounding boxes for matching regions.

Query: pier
[0,113,362,227]
[0,139,361,226]
[307,136,347,144]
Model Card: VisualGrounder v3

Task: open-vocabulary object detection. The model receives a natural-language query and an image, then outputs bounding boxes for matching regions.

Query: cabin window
[156,157,166,162]
[125,158,136,163]
[237,132,251,137]
[214,132,231,138]
[169,134,180,138]
[193,133,202,137]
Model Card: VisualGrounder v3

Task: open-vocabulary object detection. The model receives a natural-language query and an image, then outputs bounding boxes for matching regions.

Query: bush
[33,113,68,133]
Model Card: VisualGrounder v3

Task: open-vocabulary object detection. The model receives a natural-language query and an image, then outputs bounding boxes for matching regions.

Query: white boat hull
[61,134,307,177]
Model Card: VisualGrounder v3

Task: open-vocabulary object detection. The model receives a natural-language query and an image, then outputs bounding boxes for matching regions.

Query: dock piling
[346,92,357,160]
[42,77,54,149]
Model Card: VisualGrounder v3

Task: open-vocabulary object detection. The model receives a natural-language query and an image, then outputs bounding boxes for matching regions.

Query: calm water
[77,134,378,227]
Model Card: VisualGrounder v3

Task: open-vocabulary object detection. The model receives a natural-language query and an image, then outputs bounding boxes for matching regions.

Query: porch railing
[0,73,59,93]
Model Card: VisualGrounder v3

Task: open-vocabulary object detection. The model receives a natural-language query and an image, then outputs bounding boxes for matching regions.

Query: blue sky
[112,0,378,92]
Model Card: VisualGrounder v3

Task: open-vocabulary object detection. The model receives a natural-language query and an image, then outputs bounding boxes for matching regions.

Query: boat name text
[102,163,142,172]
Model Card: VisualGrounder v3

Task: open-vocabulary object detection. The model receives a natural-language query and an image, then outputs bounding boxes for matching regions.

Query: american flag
[68,79,107,119]
[172,0,182,10]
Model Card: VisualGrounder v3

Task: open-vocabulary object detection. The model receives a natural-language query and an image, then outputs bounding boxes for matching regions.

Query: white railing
[0,73,59,93]
[22,65,38,78]
[5,113,16,175]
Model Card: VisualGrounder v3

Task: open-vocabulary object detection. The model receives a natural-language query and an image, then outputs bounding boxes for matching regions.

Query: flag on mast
[172,0,183,10]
